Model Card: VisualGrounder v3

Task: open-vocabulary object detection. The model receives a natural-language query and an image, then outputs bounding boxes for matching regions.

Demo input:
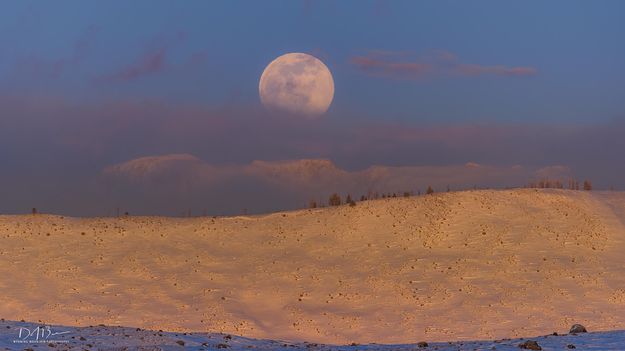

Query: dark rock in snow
[518,340,542,350]
[569,324,587,333]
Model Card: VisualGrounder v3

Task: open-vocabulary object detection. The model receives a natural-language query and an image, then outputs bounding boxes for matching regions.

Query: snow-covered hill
[1,189,625,345]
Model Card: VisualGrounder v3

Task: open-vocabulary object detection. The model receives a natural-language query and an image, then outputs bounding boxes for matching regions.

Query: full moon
[259,53,334,117]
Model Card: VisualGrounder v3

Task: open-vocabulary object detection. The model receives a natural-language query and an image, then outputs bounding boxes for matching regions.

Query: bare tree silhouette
[329,193,342,206]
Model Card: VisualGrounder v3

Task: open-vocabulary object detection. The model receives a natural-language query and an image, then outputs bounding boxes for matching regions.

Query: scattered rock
[518,340,542,350]
[175,340,185,346]
[217,343,230,349]
[569,324,587,333]
[417,341,428,348]
[567,344,576,349]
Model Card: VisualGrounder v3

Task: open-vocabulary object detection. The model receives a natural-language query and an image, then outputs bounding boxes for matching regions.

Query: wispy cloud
[349,55,432,79]
[454,64,537,77]
[11,25,99,80]
[96,31,188,83]
[350,50,537,80]
[98,47,168,83]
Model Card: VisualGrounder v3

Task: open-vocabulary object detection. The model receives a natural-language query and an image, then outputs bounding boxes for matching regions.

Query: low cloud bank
[0,97,622,216]
[98,154,571,216]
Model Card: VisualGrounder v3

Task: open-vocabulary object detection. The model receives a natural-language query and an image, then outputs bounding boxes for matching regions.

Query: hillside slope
[1,189,625,344]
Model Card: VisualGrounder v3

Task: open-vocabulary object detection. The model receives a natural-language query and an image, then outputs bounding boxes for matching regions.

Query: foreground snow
[0,320,623,350]
[1,190,625,344]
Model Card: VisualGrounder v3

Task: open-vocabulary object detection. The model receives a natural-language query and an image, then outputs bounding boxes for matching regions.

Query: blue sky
[1,1,624,214]
[1,1,623,121]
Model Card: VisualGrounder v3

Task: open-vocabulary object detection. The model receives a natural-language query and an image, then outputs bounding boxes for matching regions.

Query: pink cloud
[96,31,200,83]
[349,55,432,79]
[12,25,99,79]
[99,47,167,83]
[350,50,537,80]
[455,64,537,77]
